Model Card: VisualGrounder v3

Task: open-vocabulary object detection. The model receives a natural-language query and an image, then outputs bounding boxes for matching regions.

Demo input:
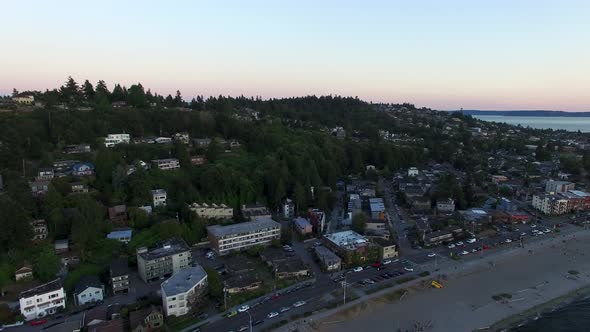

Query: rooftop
[151,189,166,195]
[161,264,207,296]
[314,246,341,262]
[138,238,190,261]
[74,275,103,294]
[107,229,133,239]
[207,218,281,238]
[324,230,368,250]
[21,278,62,298]
[110,258,130,277]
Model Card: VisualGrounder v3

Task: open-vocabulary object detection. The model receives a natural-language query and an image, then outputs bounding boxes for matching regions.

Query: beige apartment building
[137,238,191,282]
[207,218,281,255]
[188,202,233,220]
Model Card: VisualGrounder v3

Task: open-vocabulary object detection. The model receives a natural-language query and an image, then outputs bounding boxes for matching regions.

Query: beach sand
[291,229,590,332]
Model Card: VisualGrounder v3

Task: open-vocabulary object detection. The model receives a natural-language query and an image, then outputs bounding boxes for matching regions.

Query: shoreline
[488,284,590,331]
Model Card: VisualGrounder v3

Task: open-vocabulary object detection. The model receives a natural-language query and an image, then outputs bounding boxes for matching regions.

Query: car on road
[353,266,363,272]
[448,243,456,249]
[521,232,527,237]
[471,248,477,253]
[427,253,436,257]
[206,251,215,259]
[456,241,464,246]
[531,224,537,228]
[466,238,476,244]
[460,250,469,255]
[237,305,250,312]
[403,266,414,272]
[372,262,382,268]
[505,239,512,243]
[226,310,238,318]
[383,259,392,265]
[543,228,551,233]
[271,293,281,300]
[267,312,279,318]
[239,326,249,332]
[279,306,291,313]
[253,320,264,326]
[30,319,48,327]
[293,300,306,307]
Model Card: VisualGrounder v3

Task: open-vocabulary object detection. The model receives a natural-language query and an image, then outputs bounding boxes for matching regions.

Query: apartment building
[151,158,180,171]
[532,194,569,215]
[110,258,130,294]
[188,202,233,220]
[314,246,342,272]
[161,265,208,317]
[19,279,66,321]
[151,189,167,207]
[207,218,281,256]
[31,219,48,241]
[137,238,192,282]
[436,198,455,212]
[281,198,295,218]
[545,180,575,193]
[104,134,130,148]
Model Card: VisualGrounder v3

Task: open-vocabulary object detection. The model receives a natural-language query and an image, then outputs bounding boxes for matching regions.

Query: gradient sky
[1,0,589,111]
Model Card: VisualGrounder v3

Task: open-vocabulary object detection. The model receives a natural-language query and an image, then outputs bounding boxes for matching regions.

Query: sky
[1,0,589,111]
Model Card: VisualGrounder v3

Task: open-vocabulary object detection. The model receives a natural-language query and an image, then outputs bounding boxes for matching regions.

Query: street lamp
[245,310,252,332]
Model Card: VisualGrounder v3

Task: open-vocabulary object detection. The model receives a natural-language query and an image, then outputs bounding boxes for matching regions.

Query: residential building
[30,180,50,195]
[136,238,191,282]
[190,155,207,166]
[15,265,33,281]
[161,265,208,317]
[155,137,172,144]
[224,274,262,294]
[72,163,95,176]
[188,202,233,219]
[491,175,509,184]
[104,134,130,148]
[107,229,133,243]
[54,239,69,254]
[314,246,342,272]
[369,198,386,219]
[73,276,104,306]
[424,230,454,246]
[31,219,48,240]
[207,218,281,255]
[274,259,310,280]
[192,138,211,147]
[19,279,66,321]
[371,238,398,260]
[151,158,180,170]
[408,167,419,177]
[562,190,590,212]
[70,182,89,194]
[436,198,455,213]
[63,144,91,154]
[308,208,326,233]
[173,132,190,144]
[410,197,431,211]
[53,159,78,176]
[545,180,575,193]
[36,168,55,181]
[498,197,515,212]
[110,258,130,294]
[281,198,295,218]
[294,218,313,235]
[13,95,35,104]
[532,194,569,215]
[108,205,128,222]
[151,189,167,207]
[240,204,271,220]
[129,307,163,332]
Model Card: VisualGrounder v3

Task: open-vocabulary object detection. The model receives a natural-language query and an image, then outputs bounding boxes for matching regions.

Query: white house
[104,134,130,148]
[19,279,66,320]
[151,189,167,207]
[408,167,419,177]
[73,276,104,306]
[282,198,295,218]
[161,265,208,317]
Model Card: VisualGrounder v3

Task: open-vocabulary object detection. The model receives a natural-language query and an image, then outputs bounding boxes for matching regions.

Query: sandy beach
[282,228,590,332]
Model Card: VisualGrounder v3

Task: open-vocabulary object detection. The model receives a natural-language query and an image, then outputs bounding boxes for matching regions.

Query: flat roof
[138,238,190,261]
[569,190,590,197]
[324,230,368,249]
[107,229,133,239]
[161,265,207,297]
[207,218,281,238]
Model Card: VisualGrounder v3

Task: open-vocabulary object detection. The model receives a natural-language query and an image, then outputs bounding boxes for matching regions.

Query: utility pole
[223,286,228,311]
[342,273,347,305]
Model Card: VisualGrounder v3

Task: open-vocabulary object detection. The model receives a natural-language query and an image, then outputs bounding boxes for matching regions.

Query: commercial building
[19,279,66,321]
[110,258,130,294]
[151,158,180,171]
[137,238,192,282]
[545,180,575,193]
[151,189,167,207]
[104,134,130,148]
[314,246,342,272]
[323,230,379,266]
[188,202,233,220]
[369,198,386,219]
[161,265,208,317]
[207,218,281,256]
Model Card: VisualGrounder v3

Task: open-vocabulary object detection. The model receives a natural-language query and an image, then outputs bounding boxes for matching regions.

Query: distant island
[457,110,590,117]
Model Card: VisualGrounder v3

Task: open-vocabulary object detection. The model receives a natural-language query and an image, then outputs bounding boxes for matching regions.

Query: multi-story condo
[532,194,569,215]
[151,189,167,207]
[188,202,233,220]
[137,238,191,282]
[31,219,48,241]
[281,198,295,218]
[104,134,130,148]
[110,258,130,294]
[36,168,54,181]
[545,180,575,193]
[207,218,281,256]
[19,279,66,321]
[151,158,180,170]
[161,265,208,317]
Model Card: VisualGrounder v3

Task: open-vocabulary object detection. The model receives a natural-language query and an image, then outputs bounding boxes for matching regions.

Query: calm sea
[510,296,590,332]
[473,115,590,133]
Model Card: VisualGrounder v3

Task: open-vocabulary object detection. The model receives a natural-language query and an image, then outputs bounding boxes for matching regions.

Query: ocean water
[511,296,590,332]
[473,115,590,133]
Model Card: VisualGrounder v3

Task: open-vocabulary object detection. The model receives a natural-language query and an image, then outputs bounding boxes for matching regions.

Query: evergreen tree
[82,80,95,102]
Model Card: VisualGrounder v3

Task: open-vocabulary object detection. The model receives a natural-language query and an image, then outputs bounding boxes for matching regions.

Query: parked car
[427,253,436,257]
[279,306,291,313]
[293,300,306,307]
[206,251,215,259]
[226,310,237,318]
[267,312,279,318]
[383,259,392,265]
[253,320,264,326]
[460,250,469,255]
[403,266,414,272]
[353,266,363,272]
[466,238,476,244]
[372,262,382,268]
[505,239,512,243]
[30,320,48,327]
[237,305,250,312]
[447,243,456,249]
[456,241,464,246]
[239,326,249,332]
